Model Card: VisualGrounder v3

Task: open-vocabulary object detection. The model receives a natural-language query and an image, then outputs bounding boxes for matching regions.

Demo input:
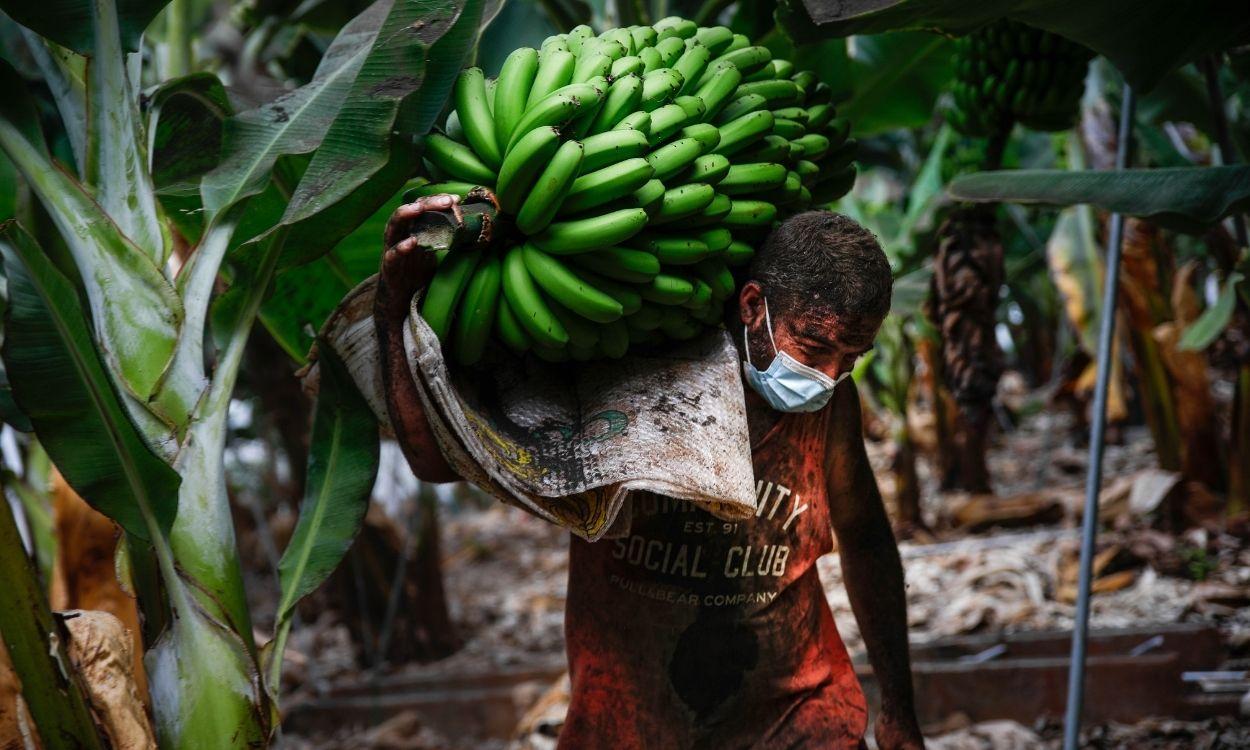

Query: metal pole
[1062,84,1136,750]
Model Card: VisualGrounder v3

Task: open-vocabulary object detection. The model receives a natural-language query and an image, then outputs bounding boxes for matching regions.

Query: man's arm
[826,381,923,749]
[373,198,462,484]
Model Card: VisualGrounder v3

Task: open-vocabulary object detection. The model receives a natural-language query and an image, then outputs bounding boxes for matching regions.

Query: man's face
[738,281,883,382]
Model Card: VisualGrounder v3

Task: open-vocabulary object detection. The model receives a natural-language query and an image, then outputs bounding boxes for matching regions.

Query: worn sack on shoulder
[323,278,756,541]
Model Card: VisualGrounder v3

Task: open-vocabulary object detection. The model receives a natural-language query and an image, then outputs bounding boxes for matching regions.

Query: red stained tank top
[560,404,868,749]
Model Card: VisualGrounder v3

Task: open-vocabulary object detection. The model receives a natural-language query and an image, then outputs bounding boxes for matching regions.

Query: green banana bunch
[415,17,858,364]
[947,19,1095,137]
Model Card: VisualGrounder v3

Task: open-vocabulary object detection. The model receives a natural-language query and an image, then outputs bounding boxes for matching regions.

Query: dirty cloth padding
[323,278,756,541]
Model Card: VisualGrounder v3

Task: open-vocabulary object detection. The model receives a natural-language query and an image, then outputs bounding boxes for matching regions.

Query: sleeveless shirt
[560,403,868,749]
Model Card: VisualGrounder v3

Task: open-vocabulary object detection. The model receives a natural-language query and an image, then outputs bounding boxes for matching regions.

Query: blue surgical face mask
[742,298,848,413]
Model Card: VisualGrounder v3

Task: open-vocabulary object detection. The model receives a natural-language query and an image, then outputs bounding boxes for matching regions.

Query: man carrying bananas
[379,199,923,749]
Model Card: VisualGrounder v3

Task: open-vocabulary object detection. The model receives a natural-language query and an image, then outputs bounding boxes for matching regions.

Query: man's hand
[874,708,925,750]
[373,195,464,483]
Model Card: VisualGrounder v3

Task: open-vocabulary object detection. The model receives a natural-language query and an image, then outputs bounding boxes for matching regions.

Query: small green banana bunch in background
[411,16,857,365]
[947,19,1095,137]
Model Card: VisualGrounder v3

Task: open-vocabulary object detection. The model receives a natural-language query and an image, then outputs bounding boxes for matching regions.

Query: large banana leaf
[268,340,379,682]
[146,72,231,192]
[1180,272,1246,351]
[1045,205,1103,355]
[0,59,181,410]
[0,0,167,55]
[839,32,954,136]
[776,0,1250,92]
[260,189,402,362]
[199,1,392,219]
[949,166,1250,234]
[764,30,951,135]
[278,0,485,268]
[0,222,180,542]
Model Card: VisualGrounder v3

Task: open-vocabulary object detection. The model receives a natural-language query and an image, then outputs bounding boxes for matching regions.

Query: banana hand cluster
[948,19,1094,137]
[413,17,857,364]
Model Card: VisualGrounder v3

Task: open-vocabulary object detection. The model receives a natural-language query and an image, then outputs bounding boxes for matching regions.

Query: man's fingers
[384,194,463,248]
[390,236,421,256]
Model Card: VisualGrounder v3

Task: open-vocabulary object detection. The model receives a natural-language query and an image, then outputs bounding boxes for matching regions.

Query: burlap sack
[323,277,756,541]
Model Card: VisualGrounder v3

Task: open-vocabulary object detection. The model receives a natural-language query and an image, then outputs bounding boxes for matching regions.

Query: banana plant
[950,131,1250,516]
[0,0,483,745]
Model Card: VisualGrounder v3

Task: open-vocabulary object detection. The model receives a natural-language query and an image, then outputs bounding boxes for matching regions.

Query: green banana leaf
[1180,271,1245,351]
[0,150,15,222]
[146,72,232,192]
[0,222,180,542]
[4,466,54,581]
[0,60,182,412]
[839,31,955,136]
[1045,205,1103,355]
[278,0,485,268]
[0,0,168,55]
[890,265,933,319]
[269,340,379,682]
[948,166,1250,234]
[199,1,393,219]
[775,0,1250,92]
[763,29,952,135]
[0,355,31,431]
[260,190,404,362]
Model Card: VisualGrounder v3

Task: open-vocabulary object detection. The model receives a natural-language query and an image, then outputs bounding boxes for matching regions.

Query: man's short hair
[748,211,893,321]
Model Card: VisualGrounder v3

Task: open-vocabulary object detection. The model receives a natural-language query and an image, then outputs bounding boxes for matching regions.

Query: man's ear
[738,281,765,328]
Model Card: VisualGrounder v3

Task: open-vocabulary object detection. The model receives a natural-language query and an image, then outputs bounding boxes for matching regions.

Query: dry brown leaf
[61,610,154,750]
[1153,321,1222,488]
[948,492,1064,532]
[49,472,146,699]
[1128,469,1183,517]
[1171,260,1203,327]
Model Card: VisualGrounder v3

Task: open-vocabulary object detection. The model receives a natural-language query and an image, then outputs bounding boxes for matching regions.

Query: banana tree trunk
[145,413,270,750]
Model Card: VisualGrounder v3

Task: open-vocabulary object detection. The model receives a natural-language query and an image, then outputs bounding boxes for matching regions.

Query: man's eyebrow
[796,327,838,347]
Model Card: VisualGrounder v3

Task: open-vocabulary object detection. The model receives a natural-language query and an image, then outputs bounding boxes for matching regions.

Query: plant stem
[87,0,166,261]
[18,29,87,174]
[1199,56,1247,247]
[0,497,106,750]
[151,233,289,749]
[1230,365,1250,516]
[165,0,194,78]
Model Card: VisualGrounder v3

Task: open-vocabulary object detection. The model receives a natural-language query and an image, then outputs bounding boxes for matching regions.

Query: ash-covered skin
[735,279,883,439]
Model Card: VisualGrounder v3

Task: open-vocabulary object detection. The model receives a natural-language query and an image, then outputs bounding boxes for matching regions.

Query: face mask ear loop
[742,315,753,363]
[762,296,779,355]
